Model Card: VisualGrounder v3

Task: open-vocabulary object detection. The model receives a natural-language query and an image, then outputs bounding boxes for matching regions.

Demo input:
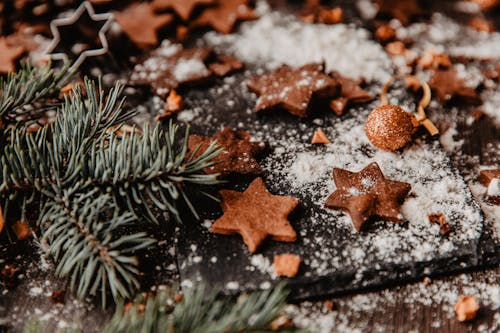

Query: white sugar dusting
[259,106,483,273]
[203,2,392,82]
[288,270,499,333]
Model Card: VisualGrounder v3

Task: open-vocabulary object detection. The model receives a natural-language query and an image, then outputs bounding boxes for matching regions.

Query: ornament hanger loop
[380,74,438,136]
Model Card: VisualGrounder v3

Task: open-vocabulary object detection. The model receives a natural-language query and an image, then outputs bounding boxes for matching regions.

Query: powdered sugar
[203,2,392,82]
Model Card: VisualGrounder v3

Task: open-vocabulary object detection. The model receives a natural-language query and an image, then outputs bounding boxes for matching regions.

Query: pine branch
[0,63,70,123]
[0,69,223,305]
[39,189,155,306]
[84,123,221,222]
[102,284,302,333]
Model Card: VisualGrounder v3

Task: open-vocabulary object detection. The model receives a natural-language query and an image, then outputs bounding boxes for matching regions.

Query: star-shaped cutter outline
[43,1,113,72]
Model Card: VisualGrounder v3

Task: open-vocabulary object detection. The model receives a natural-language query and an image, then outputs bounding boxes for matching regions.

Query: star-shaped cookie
[429,68,481,104]
[324,162,411,232]
[246,63,339,117]
[188,127,267,175]
[152,0,215,21]
[211,177,299,253]
[0,37,24,74]
[115,3,173,48]
[191,0,257,34]
[329,71,372,115]
[129,41,213,97]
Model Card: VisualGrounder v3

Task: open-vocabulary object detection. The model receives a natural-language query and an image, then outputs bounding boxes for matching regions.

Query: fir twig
[0,63,70,123]
[0,69,222,305]
[102,284,301,333]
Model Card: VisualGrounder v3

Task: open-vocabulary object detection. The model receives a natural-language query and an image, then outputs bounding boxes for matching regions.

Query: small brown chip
[156,90,183,121]
[324,300,335,311]
[471,108,485,121]
[385,41,406,56]
[173,292,183,303]
[375,24,396,42]
[423,277,432,286]
[405,75,421,92]
[208,55,244,77]
[455,295,480,322]
[1,263,19,287]
[11,221,31,240]
[50,289,66,304]
[176,25,189,40]
[468,17,495,32]
[428,213,452,235]
[316,7,343,25]
[417,49,452,70]
[270,313,293,331]
[311,128,330,144]
[478,169,500,187]
[274,254,301,277]
[60,83,74,96]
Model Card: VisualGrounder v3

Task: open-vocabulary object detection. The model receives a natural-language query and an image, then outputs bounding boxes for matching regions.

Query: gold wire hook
[380,75,439,136]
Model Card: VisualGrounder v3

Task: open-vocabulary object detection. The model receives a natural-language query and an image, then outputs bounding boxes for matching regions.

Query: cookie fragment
[274,254,301,277]
[428,212,452,235]
[211,178,299,253]
[311,128,330,144]
[455,295,480,322]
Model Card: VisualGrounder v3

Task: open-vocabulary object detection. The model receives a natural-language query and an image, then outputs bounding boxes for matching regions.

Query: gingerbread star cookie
[129,41,213,97]
[247,63,339,117]
[115,3,173,48]
[191,0,257,34]
[188,127,267,175]
[429,68,481,104]
[329,71,372,115]
[152,0,215,21]
[211,177,299,253]
[324,162,411,232]
[0,37,25,74]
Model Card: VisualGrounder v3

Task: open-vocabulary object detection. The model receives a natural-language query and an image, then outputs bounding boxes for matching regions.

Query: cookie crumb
[455,295,479,322]
[311,128,330,144]
[274,254,301,277]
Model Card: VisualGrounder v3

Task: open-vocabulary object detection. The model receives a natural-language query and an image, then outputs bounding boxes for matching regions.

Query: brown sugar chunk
[188,127,267,176]
[311,128,330,144]
[211,178,299,253]
[247,63,339,117]
[274,254,301,277]
[455,295,480,322]
[325,162,411,232]
[428,212,452,235]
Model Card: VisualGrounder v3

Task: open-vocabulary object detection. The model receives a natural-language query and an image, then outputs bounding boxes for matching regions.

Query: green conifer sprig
[0,64,70,124]
[102,284,301,333]
[0,66,222,305]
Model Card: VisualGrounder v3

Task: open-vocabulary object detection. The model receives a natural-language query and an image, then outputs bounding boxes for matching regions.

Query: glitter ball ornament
[365,104,415,151]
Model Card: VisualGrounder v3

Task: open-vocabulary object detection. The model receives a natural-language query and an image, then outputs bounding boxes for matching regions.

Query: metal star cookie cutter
[43,1,113,72]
